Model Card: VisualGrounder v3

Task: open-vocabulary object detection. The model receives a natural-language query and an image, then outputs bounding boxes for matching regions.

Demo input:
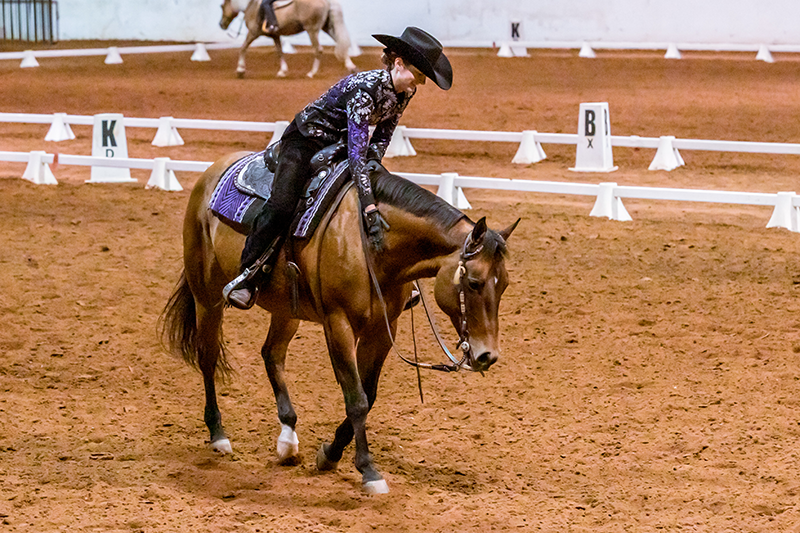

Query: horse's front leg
[306,31,322,78]
[274,36,288,78]
[317,315,395,494]
[236,31,259,78]
[261,313,301,465]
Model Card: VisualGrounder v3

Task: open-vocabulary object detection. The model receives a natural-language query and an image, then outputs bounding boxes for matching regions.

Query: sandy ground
[2,42,800,532]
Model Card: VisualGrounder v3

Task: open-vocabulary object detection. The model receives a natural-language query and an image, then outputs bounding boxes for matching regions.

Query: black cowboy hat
[372,27,452,90]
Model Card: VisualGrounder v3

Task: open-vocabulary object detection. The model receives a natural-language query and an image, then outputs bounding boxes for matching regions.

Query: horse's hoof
[210,438,232,454]
[363,479,389,495]
[276,425,300,465]
[316,443,339,471]
[306,72,315,79]
[277,71,287,78]
[236,71,245,79]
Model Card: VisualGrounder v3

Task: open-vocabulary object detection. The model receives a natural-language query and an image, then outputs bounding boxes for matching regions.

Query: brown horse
[219,0,358,78]
[160,152,518,494]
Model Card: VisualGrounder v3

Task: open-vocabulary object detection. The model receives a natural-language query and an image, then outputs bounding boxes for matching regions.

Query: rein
[358,212,484,376]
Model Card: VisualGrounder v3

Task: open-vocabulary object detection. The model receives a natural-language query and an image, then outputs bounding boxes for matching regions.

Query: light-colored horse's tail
[323,0,351,62]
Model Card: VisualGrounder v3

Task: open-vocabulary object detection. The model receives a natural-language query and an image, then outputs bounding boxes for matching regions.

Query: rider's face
[392,58,426,93]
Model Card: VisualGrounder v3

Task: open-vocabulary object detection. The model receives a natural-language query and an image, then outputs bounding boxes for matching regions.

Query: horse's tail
[159,270,234,380]
[324,0,351,62]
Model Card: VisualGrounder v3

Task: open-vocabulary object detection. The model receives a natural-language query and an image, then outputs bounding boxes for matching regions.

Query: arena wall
[61,0,798,47]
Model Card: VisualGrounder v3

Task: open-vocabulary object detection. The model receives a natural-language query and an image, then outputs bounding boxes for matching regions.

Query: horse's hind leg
[237,32,258,78]
[196,301,233,453]
[261,313,301,465]
[306,31,322,78]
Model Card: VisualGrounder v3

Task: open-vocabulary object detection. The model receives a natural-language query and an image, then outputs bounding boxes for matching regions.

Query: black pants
[240,120,327,268]
[259,0,278,28]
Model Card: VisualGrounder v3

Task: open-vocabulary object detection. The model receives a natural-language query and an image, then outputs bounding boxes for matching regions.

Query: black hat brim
[373,34,452,90]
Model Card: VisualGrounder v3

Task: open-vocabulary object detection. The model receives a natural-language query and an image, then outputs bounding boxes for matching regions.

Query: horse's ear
[498,218,521,242]
[470,217,488,247]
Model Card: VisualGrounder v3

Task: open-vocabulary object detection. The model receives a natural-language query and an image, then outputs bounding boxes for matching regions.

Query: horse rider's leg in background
[260,0,279,34]
[261,313,302,465]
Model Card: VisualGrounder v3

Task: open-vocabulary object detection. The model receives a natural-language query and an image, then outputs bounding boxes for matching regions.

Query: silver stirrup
[222,269,257,309]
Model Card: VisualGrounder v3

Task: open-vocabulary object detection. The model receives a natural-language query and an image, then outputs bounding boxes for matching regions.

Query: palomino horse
[219,0,357,78]
[161,152,518,494]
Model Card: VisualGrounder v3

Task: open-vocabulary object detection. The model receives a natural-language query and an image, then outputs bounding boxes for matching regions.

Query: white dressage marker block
[152,116,185,147]
[648,135,685,171]
[146,157,183,192]
[766,192,800,232]
[268,120,289,146]
[579,42,596,58]
[191,43,211,62]
[384,126,415,158]
[436,172,471,210]
[20,50,39,68]
[511,46,529,57]
[512,130,546,164]
[756,45,774,63]
[45,113,76,142]
[590,182,631,221]
[22,151,57,185]
[665,43,682,59]
[88,113,135,183]
[104,47,123,65]
[569,102,618,173]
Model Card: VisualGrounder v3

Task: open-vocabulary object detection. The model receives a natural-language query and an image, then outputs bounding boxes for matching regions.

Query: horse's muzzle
[472,351,497,372]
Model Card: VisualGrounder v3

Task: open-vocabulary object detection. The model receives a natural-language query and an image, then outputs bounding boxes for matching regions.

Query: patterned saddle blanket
[209,145,351,239]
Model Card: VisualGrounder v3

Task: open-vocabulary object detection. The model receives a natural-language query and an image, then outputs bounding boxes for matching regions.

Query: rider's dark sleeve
[368,114,400,161]
[346,88,376,208]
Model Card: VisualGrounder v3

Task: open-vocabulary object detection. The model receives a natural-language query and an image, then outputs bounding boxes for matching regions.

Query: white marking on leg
[276,423,299,461]
[363,479,389,494]
[210,438,232,454]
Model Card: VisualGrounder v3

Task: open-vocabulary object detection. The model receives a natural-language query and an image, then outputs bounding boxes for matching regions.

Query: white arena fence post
[766,192,800,232]
[20,50,38,68]
[45,113,76,142]
[152,116,185,147]
[146,157,183,192]
[648,135,685,171]
[435,172,471,209]
[570,102,618,173]
[268,121,289,146]
[756,45,774,63]
[579,42,596,58]
[384,126,414,158]
[665,43,682,59]
[497,43,513,58]
[512,130,547,164]
[105,47,123,65]
[87,113,135,183]
[22,151,57,185]
[191,43,211,62]
[590,182,631,221]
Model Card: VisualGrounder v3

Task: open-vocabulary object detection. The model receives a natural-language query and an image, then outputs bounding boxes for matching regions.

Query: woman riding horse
[224,26,453,309]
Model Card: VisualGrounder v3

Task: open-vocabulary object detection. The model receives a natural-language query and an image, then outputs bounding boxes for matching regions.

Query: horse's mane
[373,171,466,231]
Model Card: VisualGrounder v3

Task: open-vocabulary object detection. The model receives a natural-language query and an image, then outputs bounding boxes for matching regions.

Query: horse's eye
[467,278,484,291]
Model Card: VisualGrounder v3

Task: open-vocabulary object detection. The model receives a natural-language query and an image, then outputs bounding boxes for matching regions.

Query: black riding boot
[223,208,288,309]
[260,0,279,34]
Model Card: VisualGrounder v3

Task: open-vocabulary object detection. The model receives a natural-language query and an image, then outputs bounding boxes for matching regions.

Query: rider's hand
[363,205,389,253]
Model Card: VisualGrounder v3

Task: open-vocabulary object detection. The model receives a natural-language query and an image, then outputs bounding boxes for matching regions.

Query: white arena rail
[3,148,800,233]
[5,112,800,170]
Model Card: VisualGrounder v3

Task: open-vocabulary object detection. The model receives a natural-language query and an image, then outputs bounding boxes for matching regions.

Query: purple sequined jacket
[295,68,413,207]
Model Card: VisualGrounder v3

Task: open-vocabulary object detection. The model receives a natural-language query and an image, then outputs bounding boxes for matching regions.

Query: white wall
[60,0,800,46]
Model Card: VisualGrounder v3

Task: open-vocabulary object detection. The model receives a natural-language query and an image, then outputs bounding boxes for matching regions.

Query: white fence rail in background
[2,149,800,233]
[5,112,800,171]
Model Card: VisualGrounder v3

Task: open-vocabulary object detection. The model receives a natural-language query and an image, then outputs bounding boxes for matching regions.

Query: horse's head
[433,217,520,373]
[219,0,242,30]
